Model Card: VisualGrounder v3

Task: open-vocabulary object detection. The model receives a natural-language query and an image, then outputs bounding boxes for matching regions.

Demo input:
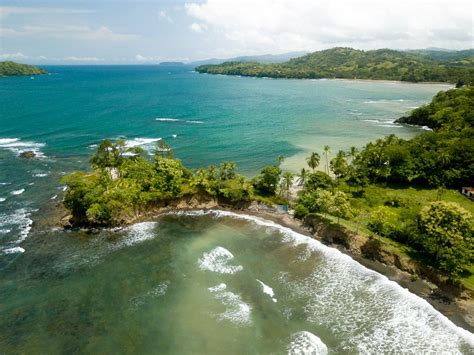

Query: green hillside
[0,61,47,76]
[196,47,474,84]
[396,86,474,130]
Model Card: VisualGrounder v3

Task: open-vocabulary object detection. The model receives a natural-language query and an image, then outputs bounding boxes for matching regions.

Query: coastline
[331,78,454,86]
[236,207,474,333]
[55,198,474,333]
[195,70,456,86]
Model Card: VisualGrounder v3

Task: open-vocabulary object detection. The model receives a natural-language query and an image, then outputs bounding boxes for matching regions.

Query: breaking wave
[198,246,243,274]
[208,283,252,325]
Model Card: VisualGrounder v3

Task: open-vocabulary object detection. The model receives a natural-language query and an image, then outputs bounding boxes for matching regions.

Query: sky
[0,0,473,64]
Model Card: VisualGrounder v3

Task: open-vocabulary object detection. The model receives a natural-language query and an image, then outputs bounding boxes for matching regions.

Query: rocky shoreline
[56,196,473,333]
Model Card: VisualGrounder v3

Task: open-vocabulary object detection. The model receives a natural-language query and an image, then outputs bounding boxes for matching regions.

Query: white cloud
[0,6,92,18]
[0,25,139,41]
[185,0,474,54]
[158,10,174,23]
[189,23,206,33]
[64,56,103,62]
[0,52,28,60]
[135,54,162,62]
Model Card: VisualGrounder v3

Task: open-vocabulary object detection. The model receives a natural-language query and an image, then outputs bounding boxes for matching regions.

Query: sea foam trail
[208,283,252,325]
[198,246,243,274]
[168,210,474,352]
[130,281,170,309]
[156,118,180,122]
[155,118,204,124]
[288,331,328,355]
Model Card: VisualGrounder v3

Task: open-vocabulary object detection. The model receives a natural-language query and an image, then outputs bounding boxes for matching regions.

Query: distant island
[196,47,474,84]
[0,61,47,76]
[159,61,185,66]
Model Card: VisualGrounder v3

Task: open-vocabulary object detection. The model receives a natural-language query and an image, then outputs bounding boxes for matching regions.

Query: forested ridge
[196,47,474,84]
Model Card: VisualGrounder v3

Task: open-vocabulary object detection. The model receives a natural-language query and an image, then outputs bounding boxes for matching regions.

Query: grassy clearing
[316,184,473,289]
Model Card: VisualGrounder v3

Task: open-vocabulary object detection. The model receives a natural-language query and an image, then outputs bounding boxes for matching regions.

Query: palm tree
[349,146,358,162]
[306,152,320,172]
[277,155,285,166]
[323,145,331,174]
[281,171,294,199]
[298,168,308,186]
[437,151,450,166]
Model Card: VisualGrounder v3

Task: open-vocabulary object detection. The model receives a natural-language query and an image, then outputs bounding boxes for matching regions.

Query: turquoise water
[2,66,471,353]
[0,65,449,255]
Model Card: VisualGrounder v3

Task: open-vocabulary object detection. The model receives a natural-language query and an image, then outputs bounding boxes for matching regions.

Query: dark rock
[19,151,36,159]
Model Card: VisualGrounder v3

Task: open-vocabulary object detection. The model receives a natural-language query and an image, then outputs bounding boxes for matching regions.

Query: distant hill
[196,47,474,84]
[189,51,307,66]
[0,61,47,76]
[407,48,474,63]
[159,61,185,66]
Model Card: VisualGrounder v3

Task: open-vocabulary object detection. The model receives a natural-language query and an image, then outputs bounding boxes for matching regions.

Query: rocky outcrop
[19,151,36,159]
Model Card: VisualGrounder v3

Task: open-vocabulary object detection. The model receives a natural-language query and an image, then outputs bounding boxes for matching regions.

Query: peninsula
[196,47,474,84]
[60,86,474,329]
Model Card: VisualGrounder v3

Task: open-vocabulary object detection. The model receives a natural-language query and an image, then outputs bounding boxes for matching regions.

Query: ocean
[2,65,471,353]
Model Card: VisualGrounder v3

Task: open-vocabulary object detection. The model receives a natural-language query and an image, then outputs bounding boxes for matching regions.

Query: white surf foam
[185,120,204,124]
[0,208,34,250]
[51,195,58,200]
[32,172,48,177]
[11,189,25,195]
[124,137,161,148]
[0,138,46,157]
[119,221,158,247]
[2,246,25,254]
[0,197,5,202]
[172,134,177,138]
[198,246,243,274]
[288,331,328,355]
[377,124,402,128]
[208,283,252,325]
[421,126,433,131]
[257,279,277,302]
[169,210,474,352]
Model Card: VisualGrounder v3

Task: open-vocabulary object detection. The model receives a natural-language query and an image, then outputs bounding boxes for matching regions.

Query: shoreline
[196,71,456,86]
[234,207,474,333]
[56,199,473,333]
